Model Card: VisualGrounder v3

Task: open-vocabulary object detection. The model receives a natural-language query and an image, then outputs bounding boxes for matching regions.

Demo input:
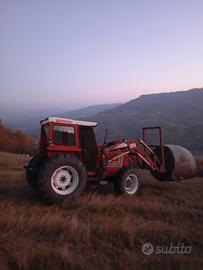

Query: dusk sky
[1,0,203,112]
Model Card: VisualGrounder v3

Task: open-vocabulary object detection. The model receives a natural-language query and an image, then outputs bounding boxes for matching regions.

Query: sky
[0,0,203,113]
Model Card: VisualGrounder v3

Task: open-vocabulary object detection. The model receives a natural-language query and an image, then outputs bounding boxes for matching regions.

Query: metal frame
[143,126,165,172]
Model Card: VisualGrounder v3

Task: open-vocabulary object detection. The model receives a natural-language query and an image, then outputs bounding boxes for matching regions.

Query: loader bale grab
[26,117,197,202]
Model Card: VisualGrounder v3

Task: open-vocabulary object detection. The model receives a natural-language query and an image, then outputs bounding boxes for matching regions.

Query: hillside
[0,151,202,269]
[89,88,203,152]
[0,121,35,154]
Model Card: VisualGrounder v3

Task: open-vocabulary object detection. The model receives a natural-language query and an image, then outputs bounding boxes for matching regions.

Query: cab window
[53,125,75,146]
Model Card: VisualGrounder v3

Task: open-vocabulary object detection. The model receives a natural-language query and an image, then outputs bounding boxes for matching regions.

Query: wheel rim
[51,166,79,195]
[125,173,139,195]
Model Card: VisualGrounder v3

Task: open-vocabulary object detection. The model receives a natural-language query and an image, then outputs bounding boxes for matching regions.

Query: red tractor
[26,117,196,202]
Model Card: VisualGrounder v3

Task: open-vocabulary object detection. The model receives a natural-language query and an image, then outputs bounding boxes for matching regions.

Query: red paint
[40,119,166,180]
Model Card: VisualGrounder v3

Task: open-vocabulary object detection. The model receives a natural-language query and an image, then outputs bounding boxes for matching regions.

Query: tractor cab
[40,117,99,171]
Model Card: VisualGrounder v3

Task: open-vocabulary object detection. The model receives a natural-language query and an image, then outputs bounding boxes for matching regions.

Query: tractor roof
[40,117,98,127]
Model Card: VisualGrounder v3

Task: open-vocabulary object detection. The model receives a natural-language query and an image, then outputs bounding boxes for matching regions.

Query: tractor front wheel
[115,167,141,196]
[38,154,87,202]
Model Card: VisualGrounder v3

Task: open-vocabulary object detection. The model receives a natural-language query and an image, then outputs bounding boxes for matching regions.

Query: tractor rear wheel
[26,154,43,190]
[38,154,87,202]
[115,166,141,196]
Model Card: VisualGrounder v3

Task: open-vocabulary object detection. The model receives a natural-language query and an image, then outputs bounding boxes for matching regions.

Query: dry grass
[0,151,203,270]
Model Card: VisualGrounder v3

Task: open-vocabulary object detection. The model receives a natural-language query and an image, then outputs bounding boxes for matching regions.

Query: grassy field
[0,151,202,270]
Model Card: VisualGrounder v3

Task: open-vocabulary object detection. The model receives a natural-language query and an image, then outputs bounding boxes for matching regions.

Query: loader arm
[142,126,166,172]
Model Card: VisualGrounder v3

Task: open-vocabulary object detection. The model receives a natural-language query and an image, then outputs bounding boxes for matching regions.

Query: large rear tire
[38,154,87,202]
[26,154,43,190]
[115,166,141,196]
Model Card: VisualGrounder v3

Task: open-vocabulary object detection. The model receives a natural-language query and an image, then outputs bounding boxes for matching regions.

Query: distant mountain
[1,104,121,134]
[89,88,203,153]
[27,103,121,138]
[1,107,67,131]
[59,104,122,119]
[3,88,203,153]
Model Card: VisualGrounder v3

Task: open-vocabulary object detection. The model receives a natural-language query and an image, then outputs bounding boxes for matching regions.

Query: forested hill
[89,88,203,153]
[0,121,35,154]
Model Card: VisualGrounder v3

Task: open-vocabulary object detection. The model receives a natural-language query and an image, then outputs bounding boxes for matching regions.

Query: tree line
[0,120,36,154]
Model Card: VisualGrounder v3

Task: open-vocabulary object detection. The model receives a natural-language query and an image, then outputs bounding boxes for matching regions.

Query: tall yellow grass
[0,151,202,270]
